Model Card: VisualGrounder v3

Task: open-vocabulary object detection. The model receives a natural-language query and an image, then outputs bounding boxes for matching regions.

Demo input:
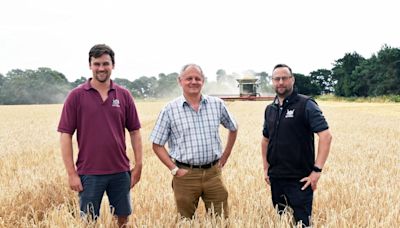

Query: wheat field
[0,101,399,227]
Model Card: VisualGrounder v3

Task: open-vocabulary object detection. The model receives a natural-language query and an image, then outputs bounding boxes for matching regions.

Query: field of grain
[0,101,399,227]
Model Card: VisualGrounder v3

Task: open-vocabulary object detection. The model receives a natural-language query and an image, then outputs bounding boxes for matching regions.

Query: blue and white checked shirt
[150,95,237,165]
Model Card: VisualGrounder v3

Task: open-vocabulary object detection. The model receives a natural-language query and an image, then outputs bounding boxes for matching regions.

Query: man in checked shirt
[150,63,238,219]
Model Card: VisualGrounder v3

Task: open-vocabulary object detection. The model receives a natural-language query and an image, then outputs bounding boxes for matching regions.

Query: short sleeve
[150,107,171,146]
[262,106,269,138]
[57,91,77,135]
[125,92,141,132]
[305,100,329,133]
[220,102,237,131]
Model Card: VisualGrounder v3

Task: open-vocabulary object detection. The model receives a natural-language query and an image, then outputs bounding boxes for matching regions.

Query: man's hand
[218,154,229,168]
[175,168,189,177]
[264,168,270,185]
[300,171,321,191]
[130,164,142,188]
[68,173,83,192]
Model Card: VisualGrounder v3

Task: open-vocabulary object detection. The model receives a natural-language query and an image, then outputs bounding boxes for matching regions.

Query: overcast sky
[1,0,399,82]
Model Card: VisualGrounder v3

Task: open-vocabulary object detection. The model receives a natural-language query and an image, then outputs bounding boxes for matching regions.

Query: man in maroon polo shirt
[58,44,142,227]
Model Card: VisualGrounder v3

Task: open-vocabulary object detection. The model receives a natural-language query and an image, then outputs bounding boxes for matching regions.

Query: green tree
[0,73,5,103]
[0,73,4,87]
[36,67,71,103]
[113,78,140,98]
[348,56,377,96]
[71,76,87,88]
[114,78,132,88]
[256,71,273,94]
[332,52,365,96]
[155,72,180,98]
[0,68,70,104]
[331,45,400,97]
[132,76,158,98]
[309,69,334,94]
[294,73,319,95]
[371,45,400,95]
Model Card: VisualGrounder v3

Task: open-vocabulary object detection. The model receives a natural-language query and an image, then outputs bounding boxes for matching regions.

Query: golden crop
[0,101,399,227]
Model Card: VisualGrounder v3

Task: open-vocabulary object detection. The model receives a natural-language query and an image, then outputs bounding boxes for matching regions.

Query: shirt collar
[273,91,298,107]
[179,94,208,107]
[83,78,115,91]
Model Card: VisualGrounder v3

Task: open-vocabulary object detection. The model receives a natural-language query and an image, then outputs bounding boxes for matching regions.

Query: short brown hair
[88,44,115,65]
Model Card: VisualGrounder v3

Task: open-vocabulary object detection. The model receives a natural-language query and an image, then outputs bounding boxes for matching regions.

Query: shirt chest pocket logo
[285,109,295,118]
[112,99,120,107]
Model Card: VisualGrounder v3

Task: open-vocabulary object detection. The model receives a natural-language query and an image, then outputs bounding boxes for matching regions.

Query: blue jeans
[79,171,131,219]
[270,178,313,227]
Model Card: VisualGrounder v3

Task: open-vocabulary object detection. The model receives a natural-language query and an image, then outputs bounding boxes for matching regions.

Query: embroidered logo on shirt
[285,109,295,118]
[112,99,120,107]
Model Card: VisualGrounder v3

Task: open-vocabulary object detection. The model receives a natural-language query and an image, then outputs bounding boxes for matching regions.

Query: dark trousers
[270,178,313,227]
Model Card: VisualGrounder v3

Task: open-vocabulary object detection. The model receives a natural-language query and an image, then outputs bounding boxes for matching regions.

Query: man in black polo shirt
[261,64,332,227]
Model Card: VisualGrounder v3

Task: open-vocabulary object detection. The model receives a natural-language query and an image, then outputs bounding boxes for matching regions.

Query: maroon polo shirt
[58,79,141,175]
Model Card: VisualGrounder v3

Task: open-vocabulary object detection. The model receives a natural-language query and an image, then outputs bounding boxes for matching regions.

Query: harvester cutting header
[217,76,273,101]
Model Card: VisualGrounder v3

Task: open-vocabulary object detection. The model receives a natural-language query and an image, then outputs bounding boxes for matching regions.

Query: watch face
[171,167,179,175]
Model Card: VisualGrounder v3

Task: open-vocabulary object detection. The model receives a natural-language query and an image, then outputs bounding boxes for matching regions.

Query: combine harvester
[216,77,274,101]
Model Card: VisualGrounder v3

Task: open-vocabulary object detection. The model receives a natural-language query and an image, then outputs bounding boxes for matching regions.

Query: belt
[175,159,219,169]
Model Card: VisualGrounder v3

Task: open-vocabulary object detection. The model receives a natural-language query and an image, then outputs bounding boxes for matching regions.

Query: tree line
[0,45,399,105]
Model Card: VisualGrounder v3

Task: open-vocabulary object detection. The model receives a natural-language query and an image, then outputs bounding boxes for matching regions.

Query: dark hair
[88,44,115,65]
[273,63,293,76]
[180,63,204,78]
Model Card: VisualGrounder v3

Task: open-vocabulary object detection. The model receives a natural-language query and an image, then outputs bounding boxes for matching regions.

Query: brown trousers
[172,165,229,218]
